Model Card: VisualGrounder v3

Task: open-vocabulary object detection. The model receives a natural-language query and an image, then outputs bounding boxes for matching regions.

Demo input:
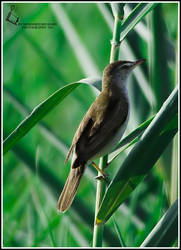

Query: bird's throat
[102,76,128,96]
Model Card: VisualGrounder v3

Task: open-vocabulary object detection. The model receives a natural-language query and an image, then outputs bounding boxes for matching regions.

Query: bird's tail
[57,165,85,212]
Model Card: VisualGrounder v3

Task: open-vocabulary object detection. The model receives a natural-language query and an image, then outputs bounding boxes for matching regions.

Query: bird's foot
[92,161,110,183]
[94,172,109,183]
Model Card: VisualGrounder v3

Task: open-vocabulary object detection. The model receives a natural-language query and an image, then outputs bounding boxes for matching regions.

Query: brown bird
[57,59,145,212]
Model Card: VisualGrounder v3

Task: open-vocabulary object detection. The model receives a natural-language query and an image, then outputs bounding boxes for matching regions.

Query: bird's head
[102,59,145,90]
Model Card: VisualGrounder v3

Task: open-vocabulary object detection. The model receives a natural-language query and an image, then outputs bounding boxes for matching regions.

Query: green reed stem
[92,3,124,247]
[92,156,108,247]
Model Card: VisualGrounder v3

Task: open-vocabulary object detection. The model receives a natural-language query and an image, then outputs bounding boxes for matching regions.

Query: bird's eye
[121,64,130,70]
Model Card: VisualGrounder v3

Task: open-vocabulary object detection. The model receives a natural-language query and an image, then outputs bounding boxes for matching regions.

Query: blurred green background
[3,2,178,247]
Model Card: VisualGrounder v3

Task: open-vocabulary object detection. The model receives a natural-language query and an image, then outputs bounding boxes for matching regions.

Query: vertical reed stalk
[92,156,108,247]
[110,15,122,63]
[92,3,124,247]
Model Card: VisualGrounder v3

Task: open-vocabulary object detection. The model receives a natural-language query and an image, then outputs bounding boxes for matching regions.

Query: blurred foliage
[3,2,178,247]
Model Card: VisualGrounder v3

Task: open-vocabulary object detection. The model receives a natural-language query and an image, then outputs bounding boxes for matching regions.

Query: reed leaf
[4,86,69,155]
[3,78,102,155]
[120,3,158,42]
[149,4,175,200]
[140,199,178,247]
[114,115,155,151]
[96,87,178,225]
[3,82,79,155]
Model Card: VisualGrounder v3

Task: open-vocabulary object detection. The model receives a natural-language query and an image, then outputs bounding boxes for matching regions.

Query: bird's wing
[67,92,129,162]
[64,107,95,164]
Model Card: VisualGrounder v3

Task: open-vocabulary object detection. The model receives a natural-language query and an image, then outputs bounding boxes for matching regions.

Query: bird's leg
[92,161,109,183]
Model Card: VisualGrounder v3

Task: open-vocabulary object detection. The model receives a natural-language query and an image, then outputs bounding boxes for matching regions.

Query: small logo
[6,5,19,26]
[5,5,57,30]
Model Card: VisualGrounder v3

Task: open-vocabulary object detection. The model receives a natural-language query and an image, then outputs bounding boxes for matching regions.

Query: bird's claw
[94,172,109,183]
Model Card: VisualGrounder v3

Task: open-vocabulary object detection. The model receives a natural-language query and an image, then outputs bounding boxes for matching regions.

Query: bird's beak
[129,59,145,71]
[134,59,146,66]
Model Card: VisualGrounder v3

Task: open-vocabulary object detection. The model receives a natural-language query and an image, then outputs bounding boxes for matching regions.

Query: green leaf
[107,115,156,165]
[114,115,155,151]
[120,3,158,42]
[96,87,178,225]
[79,77,102,92]
[3,78,101,155]
[113,215,126,247]
[140,199,178,247]
[148,5,175,198]
[109,113,176,166]
[149,4,173,111]
[4,86,69,155]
